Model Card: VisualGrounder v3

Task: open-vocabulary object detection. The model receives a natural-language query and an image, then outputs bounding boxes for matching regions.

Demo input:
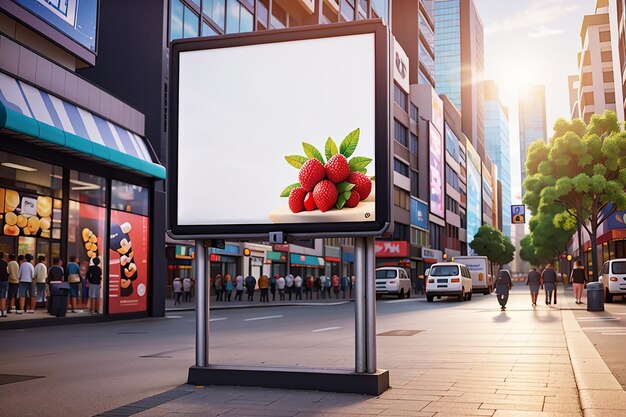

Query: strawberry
[312,180,338,212]
[298,159,326,191]
[288,187,307,213]
[347,172,372,200]
[345,190,360,208]
[325,154,350,184]
[304,192,316,211]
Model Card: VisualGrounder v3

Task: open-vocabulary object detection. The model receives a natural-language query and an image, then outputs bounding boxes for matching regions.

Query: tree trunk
[577,223,583,261]
[590,220,599,281]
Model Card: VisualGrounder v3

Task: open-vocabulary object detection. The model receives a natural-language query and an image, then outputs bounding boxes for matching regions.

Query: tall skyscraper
[609,0,626,122]
[434,0,485,159]
[484,81,511,238]
[518,86,547,193]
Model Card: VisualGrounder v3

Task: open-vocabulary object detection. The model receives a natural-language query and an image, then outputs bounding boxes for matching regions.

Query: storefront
[0,72,165,320]
[324,246,341,277]
[208,244,242,279]
[166,244,194,297]
[290,253,325,279]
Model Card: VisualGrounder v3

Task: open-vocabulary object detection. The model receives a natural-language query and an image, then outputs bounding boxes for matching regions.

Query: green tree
[470,225,513,275]
[496,236,515,266]
[520,235,542,267]
[520,208,575,268]
[523,111,626,280]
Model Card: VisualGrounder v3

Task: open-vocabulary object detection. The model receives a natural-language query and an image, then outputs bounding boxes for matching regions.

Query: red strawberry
[304,192,316,211]
[325,154,350,184]
[345,190,360,208]
[299,159,326,191]
[312,180,338,212]
[347,172,372,200]
[288,187,307,213]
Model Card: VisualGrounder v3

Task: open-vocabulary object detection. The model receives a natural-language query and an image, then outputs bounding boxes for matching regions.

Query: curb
[562,309,626,416]
[166,300,353,313]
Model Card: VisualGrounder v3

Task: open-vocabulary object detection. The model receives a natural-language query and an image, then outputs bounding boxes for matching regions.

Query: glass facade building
[518,86,547,193]
[434,0,462,110]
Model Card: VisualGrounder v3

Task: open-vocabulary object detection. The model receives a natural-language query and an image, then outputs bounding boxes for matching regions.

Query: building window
[203,0,226,30]
[600,31,611,42]
[410,103,419,121]
[605,92,616,104]
[410,133,418,155]
[394,158,409,177]
[429,222,443,250]
[601,50,613,63]
[271,1,288,28]
[410,170,419,197]
[394,119,408,147]
[394,186,410,210]
[603,71,615,83]
[341,0,356,21]
[410,227,428,246]
[394,84,407,111]
[226,0,253,33]
[392,222,410,241]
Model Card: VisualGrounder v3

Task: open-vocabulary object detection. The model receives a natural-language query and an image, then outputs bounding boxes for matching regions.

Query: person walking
[214,274,223,302]
[495,269,513,311]
[34,255,48,310]
[18,254,36,314]
[285,274,294,300]
[541,262,557,306]
[324,274,332,299]
[570,259,587,304]
[526,266,541,307]
[294,275,303,300]
[172,277,183,305]
[258,274,269,302]
[86,258,102,314]
[277,275,286,301]
[319,275,326,299]
[314,275,322,299]
[66,256,81,313]
[340,276,350,299]
[224,274,234,302]
[269,274,277,301]
[0,252,8,317]
[235,275,244,301]
[183,277,193,302]
[305,275,314,300]
[331,274,340,299]
[245,274,256,301]
[7,254,19,314]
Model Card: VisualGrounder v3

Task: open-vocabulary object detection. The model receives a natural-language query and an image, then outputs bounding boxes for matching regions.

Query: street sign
[511,205,525,224]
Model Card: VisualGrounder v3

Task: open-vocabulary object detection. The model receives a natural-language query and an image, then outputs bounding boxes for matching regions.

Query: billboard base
[188,365,390,396]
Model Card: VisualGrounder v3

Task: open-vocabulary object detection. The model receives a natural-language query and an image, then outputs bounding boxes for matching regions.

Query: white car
[375,267,411,299]
[600,258,626,302]
[426,262,473,302]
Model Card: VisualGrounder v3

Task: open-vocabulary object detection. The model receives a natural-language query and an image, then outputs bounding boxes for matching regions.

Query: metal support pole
[195,240,209,367]
[354,237,366,373]
[365,237,377,373]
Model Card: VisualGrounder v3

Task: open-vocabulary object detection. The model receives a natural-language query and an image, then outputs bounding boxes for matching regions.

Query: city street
[3,286,626,416]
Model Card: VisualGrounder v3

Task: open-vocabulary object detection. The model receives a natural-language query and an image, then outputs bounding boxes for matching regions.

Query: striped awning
[0,72,165,179]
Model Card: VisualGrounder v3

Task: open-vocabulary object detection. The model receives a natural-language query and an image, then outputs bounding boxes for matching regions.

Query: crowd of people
[204,274,355,303]
[0,251,102,317]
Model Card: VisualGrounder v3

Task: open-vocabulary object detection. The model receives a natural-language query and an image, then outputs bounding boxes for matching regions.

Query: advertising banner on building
[410,198,429,230]
[169,22,391,238]
[466,142,482,255]
[375,241,409,258]
[429,123,444,218]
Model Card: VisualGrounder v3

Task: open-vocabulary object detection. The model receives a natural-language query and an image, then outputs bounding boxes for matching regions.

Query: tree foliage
[522,110,626,279]
[519,208,574,267]
[470,225,515,271]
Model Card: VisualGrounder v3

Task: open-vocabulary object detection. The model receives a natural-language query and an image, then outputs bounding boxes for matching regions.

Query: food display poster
[0,188,58,238]
[108,210,149,314]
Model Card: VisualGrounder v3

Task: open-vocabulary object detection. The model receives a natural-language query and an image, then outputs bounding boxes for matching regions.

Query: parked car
[425,262,473,302]
[600,258,626,302]
[453,256,494,295]
[375,267,411,299]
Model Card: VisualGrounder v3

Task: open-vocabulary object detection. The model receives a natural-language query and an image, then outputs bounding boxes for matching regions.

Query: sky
[474,0,590,203]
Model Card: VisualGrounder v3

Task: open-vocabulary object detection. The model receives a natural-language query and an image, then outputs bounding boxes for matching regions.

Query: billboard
[511,205,525,224]
[429,123,444,218]
[466,141,481,254]
[410,198,428,230]
[169,21,391,238]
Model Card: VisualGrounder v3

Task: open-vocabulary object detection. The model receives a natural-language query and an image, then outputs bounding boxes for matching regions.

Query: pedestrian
[350,276,355,298]
[86,258,102,314]
[224,274,234,302]
[285,274,294,300]
[340,275,350,299]
[324,274,332,299]
[526,266,541,307]
[305,275,314,299]
[7,254,19,314]
[495,269,513,311]
[172,277,182,305]
[18,254,36,314]
[331,274,340,299]
[294,275,303,300]
[269,274,277,301]
[541,262,557,306]
[183,276,193,302]
[570,259,587,304]
[214,274,223,302]
[245,274,256,301]
[259,274,269,302]
[47,258,64,282]
[66,256,81,312]
[0,252,8,317]
[277,275,286,301]
[80,260,89,305]
[314,275,322,299]
[235,275,244,301]
[34,255,48,310]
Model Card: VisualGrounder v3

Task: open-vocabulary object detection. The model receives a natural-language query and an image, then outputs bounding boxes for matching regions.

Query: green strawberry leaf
[336,181,355,193]
[353,169,367,174]
[302,142,325,164]
[280,183,301,197]
[369,176,376,181]
[285,155,308,169]
[342,191,351,200]
[325,137,339,160]
[336,193,348,209]
[340,128,360,158]
[348,156,372,172]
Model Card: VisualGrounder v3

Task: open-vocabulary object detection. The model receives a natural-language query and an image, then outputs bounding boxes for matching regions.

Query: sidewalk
[99,285,626,417]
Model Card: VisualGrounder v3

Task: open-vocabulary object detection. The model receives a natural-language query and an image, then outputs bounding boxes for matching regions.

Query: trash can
[586,282,604,312]
[49,282,70,317]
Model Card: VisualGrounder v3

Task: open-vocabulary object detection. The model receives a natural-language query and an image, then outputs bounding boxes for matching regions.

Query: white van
[425,262,473,302]
[453,256,493,295]
[600,258,626,302]
[375,267,411,298]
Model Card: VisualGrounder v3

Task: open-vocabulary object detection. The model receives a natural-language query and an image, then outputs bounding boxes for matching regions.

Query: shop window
[0,152,63,198]
[0,187,62,240]
[111,180,149,216]
[109,210,150,314]
[69,171,107,207]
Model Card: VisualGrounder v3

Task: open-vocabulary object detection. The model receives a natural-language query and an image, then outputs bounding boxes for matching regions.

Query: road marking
[577,317,620,322]
[244,315,283,322]
[600,332,626,336]
[312,326,341,333]
[165,315,183,319]
[384,298,415,303]
[209,317,227,322]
